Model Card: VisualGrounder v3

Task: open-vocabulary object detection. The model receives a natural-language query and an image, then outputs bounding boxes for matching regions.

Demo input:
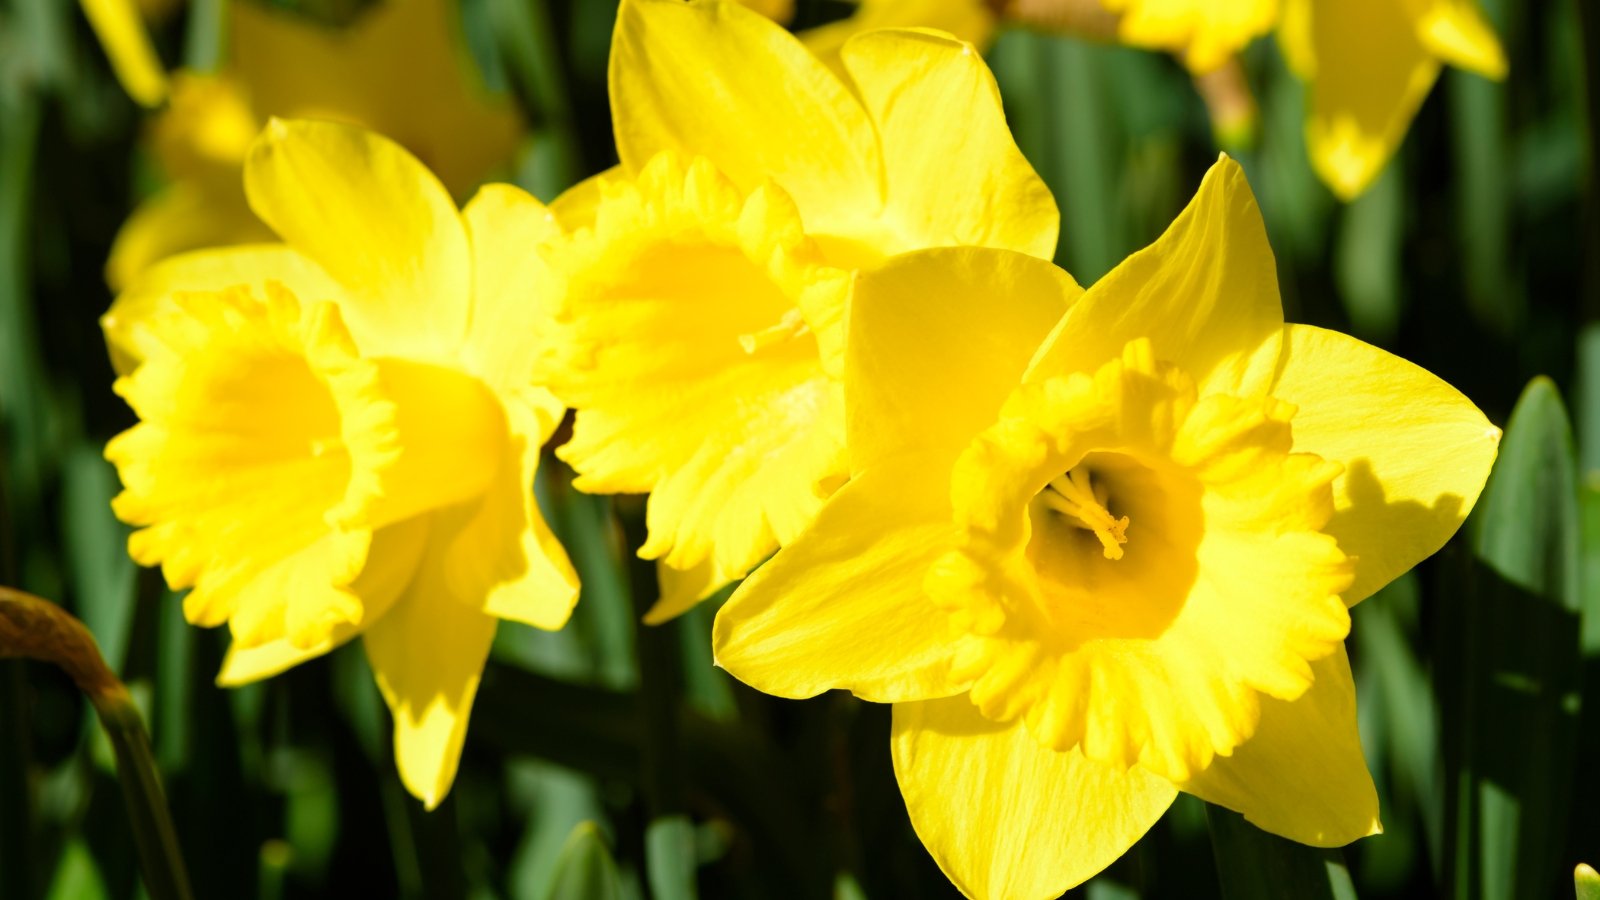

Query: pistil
[738,308,810,354]
[1042,467,1129,560]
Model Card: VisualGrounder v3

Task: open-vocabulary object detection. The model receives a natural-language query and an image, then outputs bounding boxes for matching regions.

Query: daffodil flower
[1280,0,1507,198]
[713,157,1499,899]
[739,0,996,61]
[539,0,1057,622]
[1101,0,1278,73]
[103,119,578,807]
[1097,0,1506,199]
[107,0,525,291]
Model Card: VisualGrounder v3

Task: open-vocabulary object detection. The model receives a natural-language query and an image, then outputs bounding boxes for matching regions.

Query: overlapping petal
[217,517,431,686]
[1265,324,1500,605]
[713,453,964,703]
[441,389,579,630]
[893,695,1176,900]
[103,243,340,375]
[845,247,1078,472]
[1180,647,1381,845]
[799,0,995,62]
[365,525,500,809]
[609,0,882,236]
[1027,157,1283,396]
[105,179,276,294]
[244,118,472,360]
[839,30,1057,260]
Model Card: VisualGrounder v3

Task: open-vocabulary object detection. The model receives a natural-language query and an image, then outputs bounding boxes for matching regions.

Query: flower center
[1039,466,1129,560]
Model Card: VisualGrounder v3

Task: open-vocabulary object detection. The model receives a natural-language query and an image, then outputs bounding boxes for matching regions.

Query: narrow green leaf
[1574,326,1600,893]
[543,822,623,900]
[833,872,868,900]
[1206,805,1357,900]
[506,761,605,900]
[45,838,108,900]
[1441,377,1582,900]
[645,815,698,900]
[1448,0,1517,336]
[181,0,227,72]
[1333,164,1405,342]
[1576,863,1600,900]
[59,446,136,673]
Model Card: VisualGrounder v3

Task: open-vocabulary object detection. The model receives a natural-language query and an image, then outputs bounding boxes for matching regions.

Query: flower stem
[0,588,194,900]
[1578,0,1600,320]
[616,499,687,818]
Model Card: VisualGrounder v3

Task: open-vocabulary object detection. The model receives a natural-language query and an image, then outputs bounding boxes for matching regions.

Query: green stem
[93,689,194,900]
[1578,0,1600,320]
[402,792,466,900]
[0,590,193,900]
[618,500,686,817]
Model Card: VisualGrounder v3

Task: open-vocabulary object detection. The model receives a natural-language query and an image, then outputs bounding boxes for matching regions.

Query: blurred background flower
[99,0,525,290]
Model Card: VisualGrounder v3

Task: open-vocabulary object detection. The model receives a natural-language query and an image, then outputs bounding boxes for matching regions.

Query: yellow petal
[1102,0,1278,73]
[1028,157,1283,395]
[1278,0,1314,78]
[461,183,564,387]
[1266,324,1499,605]
[229,0,525,195]
[243,118,472,360]
[838,29,1057,260]
[738,0,795,23]
[104,243,339,375]
[364,528,499,809]
[609,0,882,236]
[713,453,965,703]
[1180,646,1381,845]
[1416,0,1506,80]
[543,153,848,583]
[648,558,723,626]
[439,387,580,631]
[105,177,276,293]
[549,167,622,232]
[892,695,1176,900]
[217,516,431,685]
[801,0,996,62]
[79,0,168,106]
[148,73,260,179]
[1300,0,1440,200]
[846,247,1079,473]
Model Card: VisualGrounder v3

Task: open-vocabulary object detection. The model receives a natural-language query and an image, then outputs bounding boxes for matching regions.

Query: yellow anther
[1042,468,1130,560]
[738,308,809,354]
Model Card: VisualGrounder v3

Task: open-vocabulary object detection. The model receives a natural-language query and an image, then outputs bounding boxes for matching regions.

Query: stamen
[1043,468,1129,560]
[738,308,809,354]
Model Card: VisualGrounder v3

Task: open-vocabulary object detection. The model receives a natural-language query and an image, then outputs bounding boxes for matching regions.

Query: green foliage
[1206,807,1357,900]
[1440,379,1582,900]
[545,823,624,900]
